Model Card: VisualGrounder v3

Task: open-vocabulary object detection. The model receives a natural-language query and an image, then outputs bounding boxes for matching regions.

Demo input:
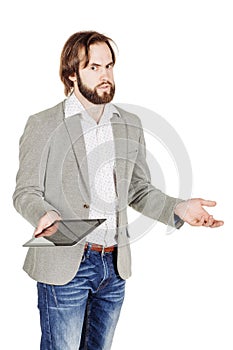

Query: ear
[68,73,77,82]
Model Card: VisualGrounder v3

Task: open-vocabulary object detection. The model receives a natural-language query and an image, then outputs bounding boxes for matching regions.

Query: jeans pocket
[51,285,59,307]
[37,283,59,309]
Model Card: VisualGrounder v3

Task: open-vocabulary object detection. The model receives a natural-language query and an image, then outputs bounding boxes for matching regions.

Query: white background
[0,0,232,349]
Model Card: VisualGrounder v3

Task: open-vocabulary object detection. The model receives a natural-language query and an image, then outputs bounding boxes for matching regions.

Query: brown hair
[59,31,116,96]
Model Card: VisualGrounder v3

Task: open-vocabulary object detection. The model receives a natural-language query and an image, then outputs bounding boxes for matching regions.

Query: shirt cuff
[174,214,184,229]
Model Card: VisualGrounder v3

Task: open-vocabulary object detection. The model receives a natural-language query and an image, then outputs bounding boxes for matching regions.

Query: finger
[34,219,51,236]
[203,215,214,227]
[199,216,206,226]
[208,216,215,226]
[34,232,44,238]
[209,220,224,228]
[191,216,205,226]
[34,222,55,237]
[200,199,217,207]
[34,224,49,236]
[35,227,57,238]
[34,226,43,236]
[36,230,54,238]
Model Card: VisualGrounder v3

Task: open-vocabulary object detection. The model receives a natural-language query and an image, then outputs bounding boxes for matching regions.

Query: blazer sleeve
[13,115,60,227]
[128,120,184,228]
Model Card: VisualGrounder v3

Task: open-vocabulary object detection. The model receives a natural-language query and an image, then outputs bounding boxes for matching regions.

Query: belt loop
[86,243,92,259]
[101,245,105,256]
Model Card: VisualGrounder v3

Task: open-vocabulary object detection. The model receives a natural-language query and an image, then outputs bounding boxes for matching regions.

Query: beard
[77,75,115,105]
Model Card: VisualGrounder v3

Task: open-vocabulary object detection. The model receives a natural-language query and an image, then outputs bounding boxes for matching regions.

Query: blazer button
[83,203,89,209]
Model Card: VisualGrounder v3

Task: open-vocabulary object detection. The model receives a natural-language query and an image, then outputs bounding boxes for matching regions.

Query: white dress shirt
[65,93,119,247]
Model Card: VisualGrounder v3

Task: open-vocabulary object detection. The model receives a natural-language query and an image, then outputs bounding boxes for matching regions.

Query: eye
[90,65,98,71]
[106,64,113,69]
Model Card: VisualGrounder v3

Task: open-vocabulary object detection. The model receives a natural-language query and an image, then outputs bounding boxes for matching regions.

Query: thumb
[34,225,43,236]
[200,199,217,207]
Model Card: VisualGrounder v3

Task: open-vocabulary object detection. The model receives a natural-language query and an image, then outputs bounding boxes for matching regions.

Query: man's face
[77,42,115,104]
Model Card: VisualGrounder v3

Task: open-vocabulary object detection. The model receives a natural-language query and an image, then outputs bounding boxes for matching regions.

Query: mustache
[96,81,113,88]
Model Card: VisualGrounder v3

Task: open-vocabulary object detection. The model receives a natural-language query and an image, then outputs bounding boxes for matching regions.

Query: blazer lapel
[111,113,129,214]
[63,114,90,203]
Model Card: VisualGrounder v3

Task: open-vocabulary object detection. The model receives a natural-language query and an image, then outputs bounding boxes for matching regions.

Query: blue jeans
[37,245,126,350]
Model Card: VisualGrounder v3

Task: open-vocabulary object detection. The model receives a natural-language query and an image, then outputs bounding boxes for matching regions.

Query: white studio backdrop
[0,0,231,349]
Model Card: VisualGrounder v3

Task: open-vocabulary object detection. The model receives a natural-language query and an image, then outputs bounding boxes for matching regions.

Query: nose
[100,67,111,82]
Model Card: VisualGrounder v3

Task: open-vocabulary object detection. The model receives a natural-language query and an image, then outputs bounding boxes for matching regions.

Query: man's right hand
[34,211,61,238]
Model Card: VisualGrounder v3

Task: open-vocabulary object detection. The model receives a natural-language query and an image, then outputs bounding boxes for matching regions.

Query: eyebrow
[88,61,114,67]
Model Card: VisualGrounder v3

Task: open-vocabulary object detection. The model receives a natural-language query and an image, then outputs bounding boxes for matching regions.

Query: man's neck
[73,90,105,124]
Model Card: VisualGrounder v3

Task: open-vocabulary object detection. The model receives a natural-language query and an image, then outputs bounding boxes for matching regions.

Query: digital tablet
[23,219,106,247]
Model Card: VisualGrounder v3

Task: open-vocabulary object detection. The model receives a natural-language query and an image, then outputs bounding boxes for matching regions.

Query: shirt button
[83,203,89,209]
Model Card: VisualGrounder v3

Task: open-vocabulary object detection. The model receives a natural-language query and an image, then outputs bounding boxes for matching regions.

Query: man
[13,31,224,350]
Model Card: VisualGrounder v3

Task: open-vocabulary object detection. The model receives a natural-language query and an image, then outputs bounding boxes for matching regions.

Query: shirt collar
[64,92,120,121]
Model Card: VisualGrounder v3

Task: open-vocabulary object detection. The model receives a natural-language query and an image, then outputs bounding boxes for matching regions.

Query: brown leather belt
[85,243,116,253]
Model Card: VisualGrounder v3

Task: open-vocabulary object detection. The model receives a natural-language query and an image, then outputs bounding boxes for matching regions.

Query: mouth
[97,83,111,91]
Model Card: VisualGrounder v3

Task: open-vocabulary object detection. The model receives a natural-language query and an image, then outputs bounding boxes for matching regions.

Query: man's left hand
[174,198,224,228]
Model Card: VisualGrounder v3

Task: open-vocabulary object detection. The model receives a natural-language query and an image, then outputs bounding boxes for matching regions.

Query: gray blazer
[13,101,183,285]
